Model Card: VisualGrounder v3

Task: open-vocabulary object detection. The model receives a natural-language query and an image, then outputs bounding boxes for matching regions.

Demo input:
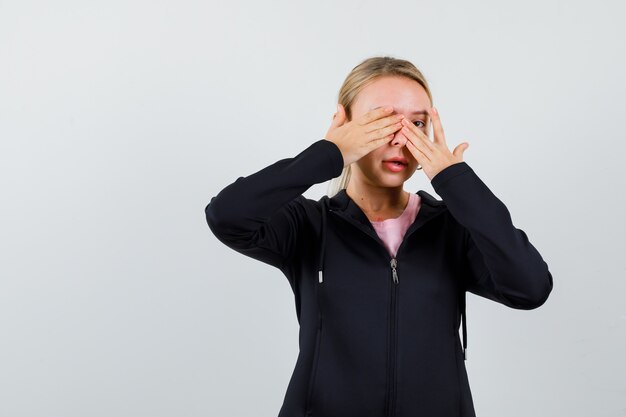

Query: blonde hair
[326,56,433,198]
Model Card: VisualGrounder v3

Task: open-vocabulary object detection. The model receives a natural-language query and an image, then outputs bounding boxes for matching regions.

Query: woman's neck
[345,182,409,221]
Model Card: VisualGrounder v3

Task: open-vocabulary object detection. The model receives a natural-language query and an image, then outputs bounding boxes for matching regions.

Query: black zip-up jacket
[204,139,553,417]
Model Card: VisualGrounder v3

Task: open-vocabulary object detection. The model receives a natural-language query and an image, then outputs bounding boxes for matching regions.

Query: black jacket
[204,139,553,417]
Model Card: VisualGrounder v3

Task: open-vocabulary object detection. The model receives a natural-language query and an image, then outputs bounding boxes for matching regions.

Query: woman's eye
[413,121,426,128]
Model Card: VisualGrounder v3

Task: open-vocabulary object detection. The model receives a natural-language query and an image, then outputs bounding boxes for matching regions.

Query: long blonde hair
[326,56,433,198]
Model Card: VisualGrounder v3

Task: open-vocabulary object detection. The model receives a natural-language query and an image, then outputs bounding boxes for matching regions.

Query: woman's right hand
[324,104,404,167]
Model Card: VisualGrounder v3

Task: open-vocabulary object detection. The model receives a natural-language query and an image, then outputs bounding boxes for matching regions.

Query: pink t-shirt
[370,192,421,258]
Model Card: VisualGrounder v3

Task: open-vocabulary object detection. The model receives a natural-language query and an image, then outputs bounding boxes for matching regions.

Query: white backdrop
[1,1,625,416]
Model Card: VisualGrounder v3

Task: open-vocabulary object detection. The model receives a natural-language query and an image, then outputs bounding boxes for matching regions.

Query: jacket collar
[327,188,447,230]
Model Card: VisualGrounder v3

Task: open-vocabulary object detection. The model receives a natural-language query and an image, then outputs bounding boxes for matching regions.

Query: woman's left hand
[400,107,469,181]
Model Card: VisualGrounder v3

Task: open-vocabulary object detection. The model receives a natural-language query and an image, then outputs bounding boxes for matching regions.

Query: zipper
[390,258,399,284]
[387,257,399,417]
[331,210,424,417]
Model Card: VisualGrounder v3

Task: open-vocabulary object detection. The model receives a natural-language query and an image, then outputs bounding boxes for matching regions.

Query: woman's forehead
[355,81,430,112]
[368,105,429,115]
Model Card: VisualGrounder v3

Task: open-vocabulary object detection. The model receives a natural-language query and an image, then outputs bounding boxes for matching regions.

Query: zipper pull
[390,258,399,284]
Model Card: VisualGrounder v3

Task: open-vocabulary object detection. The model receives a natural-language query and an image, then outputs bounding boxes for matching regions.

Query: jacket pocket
[305,314,322,416]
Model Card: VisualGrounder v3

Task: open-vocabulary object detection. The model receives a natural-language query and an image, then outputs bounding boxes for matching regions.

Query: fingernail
[432,107,438,115]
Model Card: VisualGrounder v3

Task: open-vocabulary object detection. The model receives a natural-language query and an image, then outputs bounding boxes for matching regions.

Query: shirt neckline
[370,192,416,224]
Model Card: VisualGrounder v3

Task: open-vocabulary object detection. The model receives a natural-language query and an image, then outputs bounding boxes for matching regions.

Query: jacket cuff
[430,161,473,193]
[314,139,345,178]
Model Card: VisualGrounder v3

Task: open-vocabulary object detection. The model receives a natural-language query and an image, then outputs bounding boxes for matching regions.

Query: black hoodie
[204,138,553,417]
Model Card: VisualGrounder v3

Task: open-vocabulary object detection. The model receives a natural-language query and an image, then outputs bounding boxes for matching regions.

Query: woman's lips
[382,161,407,172]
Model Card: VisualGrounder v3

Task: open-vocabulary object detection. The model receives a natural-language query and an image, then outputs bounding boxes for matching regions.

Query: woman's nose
[391,131,408,147]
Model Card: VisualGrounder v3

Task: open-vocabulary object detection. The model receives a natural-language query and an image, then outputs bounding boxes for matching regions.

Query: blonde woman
[205,56,553,417]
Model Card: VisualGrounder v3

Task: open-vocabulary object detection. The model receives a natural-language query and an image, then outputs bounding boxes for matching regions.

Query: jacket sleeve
[431,161,553,309]
[204,139,344,271]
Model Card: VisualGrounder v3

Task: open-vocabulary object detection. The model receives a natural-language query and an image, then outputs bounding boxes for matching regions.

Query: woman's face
[349,75,432,188]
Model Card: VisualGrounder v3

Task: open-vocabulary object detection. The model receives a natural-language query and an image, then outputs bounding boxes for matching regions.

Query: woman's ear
[334,103,349,126]
[341,103,356,123]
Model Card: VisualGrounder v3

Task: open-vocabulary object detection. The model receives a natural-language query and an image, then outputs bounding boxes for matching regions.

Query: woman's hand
[400,107,469,181]
[324,104,404,167]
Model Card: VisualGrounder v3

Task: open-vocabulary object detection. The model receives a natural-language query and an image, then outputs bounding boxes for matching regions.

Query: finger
[364,113,404,133]
[367,123,402,150]
[358,106,394,126]
[400,119,435,155]
[405,137,431,163]
[404,131,433,161]
[368,120,403,141]
[453,142,469,158]
[428,107,446,144]
[401,118,435,147]
[368,132,396,152]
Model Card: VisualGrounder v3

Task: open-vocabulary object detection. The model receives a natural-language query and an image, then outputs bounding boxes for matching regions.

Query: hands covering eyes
[324,104,469,180]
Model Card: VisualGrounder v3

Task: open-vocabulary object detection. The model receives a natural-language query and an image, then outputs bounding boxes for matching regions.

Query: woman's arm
[431,161,553,309]
[204,139,344,271]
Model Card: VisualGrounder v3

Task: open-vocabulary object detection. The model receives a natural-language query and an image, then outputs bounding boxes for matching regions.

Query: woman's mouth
[382,161,407,172]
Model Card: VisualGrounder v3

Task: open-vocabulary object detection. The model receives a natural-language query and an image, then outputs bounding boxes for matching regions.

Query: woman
[205,56,553,417]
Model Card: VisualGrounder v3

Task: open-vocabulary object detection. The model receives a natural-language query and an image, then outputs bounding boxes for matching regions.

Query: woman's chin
[377,173,408,187]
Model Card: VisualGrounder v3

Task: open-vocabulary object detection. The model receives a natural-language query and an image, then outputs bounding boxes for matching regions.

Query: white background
[1,1,625,416]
